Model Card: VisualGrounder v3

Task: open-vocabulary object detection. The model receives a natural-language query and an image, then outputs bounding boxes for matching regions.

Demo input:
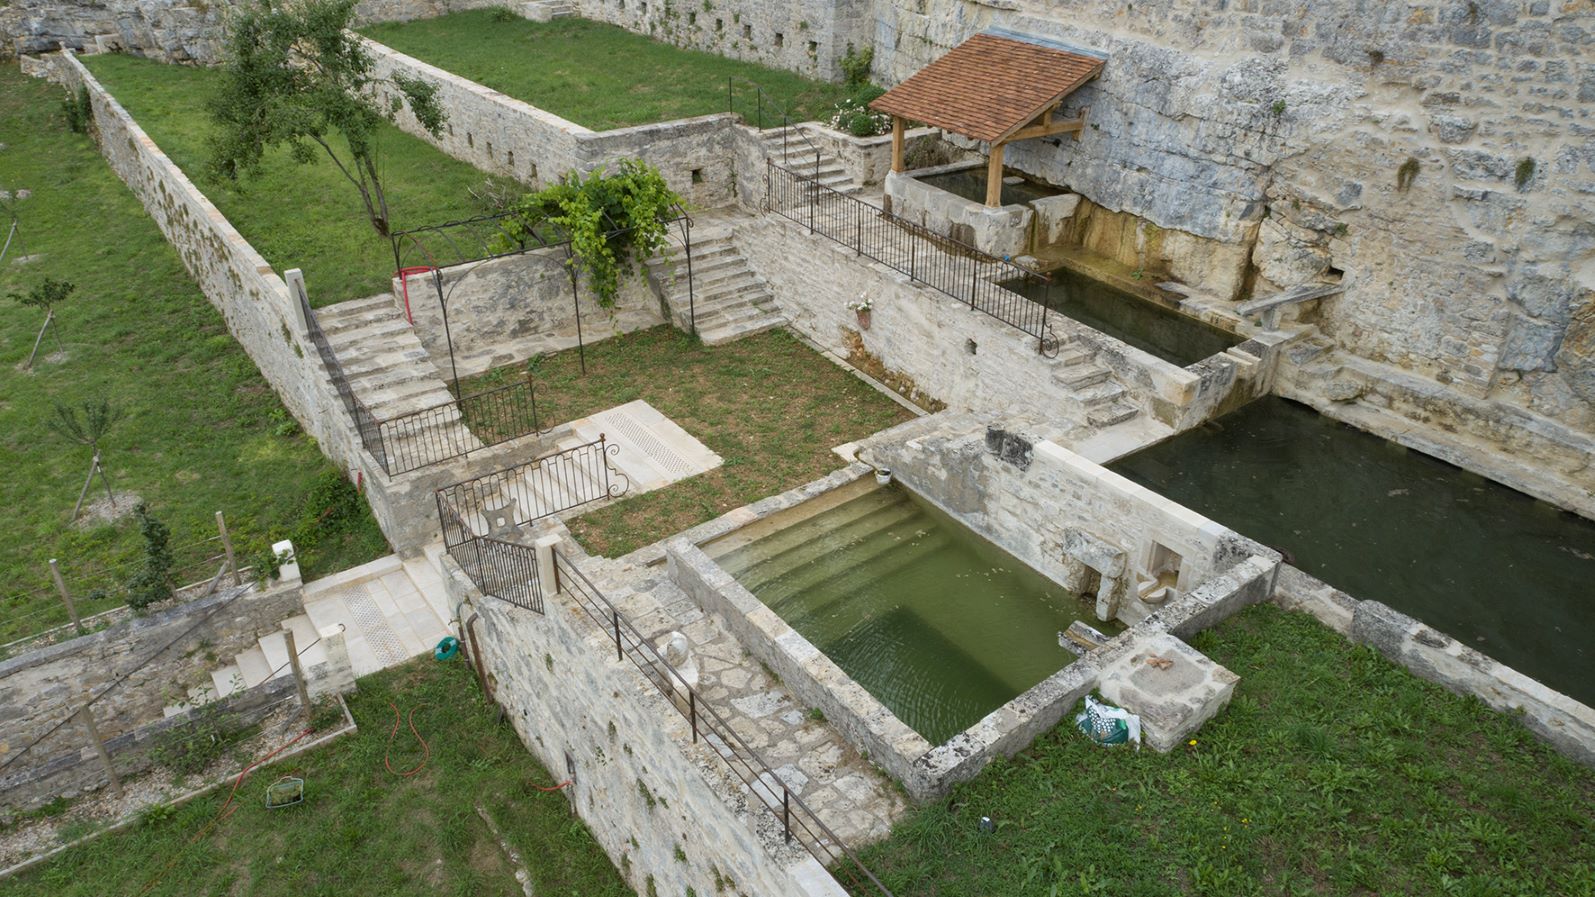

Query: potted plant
[848,296,873,329]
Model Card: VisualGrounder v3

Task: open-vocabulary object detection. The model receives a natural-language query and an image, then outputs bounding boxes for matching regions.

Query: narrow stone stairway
[313,296,457,419]
[761,127,859,194]
[647,230,786,345]
[163,612,334,716]
[1051,337,1142,428]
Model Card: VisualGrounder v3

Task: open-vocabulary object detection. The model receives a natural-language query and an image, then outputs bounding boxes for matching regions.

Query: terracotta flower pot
[856,309,872,330]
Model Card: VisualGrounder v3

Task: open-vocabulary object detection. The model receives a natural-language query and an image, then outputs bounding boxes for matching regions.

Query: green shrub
[839,42,873,87]
[151,703,256,777]
[61,85,91,133]
[125,503,174,611]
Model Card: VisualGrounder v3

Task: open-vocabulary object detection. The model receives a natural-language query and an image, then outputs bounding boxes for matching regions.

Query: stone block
[1096,632,1238,752]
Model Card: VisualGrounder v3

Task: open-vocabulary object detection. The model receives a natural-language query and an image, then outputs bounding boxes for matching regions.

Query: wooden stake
[77,701,121,796]
[283,627,312,720]
[216,511,239,586]
[23,308,53,370]
[49,559,83,635]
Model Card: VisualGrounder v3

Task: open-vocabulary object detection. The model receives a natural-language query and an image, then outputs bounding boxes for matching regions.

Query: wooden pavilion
[869,32,1106,207]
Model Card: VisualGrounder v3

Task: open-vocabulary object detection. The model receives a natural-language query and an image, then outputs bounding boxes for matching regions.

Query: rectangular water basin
[1110,396,1595,705]
[702,478,1108,744]
[1002,268,1241,367]
[916,167,1062,207]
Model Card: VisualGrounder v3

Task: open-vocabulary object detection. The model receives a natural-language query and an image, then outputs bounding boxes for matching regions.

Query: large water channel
[1111,397,1595,705]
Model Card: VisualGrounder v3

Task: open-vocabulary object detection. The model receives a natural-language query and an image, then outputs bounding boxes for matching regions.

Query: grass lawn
[0,660,633,897]
[0,64,388,643]
[79,54,507,307]
[858,604,1595,897]
[360,12,856,130]
[460,326,914,557]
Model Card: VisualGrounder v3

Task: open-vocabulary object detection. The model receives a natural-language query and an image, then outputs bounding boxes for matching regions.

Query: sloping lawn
[0,64,387,644]
[458,326,915,557]
[858,604,1595,897]
[361,12,853,130]
[0,660,633,897]
[80,54,506,307]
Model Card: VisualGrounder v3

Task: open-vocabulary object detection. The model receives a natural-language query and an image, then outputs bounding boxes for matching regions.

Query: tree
[50,398,124,518]
[126,503,175,610]
[7,277,74,369]
[208,0,447,236]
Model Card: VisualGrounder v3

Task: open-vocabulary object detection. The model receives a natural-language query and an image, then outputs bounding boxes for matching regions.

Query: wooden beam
[985,141,1005,207]
[890,116,905,173]
[1006,115,1088,143]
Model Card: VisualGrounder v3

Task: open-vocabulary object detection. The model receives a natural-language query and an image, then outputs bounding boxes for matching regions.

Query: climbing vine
[493,160,681,307]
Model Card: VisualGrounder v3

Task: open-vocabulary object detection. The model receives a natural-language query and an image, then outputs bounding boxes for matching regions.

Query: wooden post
[890,116,905,173]
[49,559,83,635]
[283,627,312,720]
[77,701,121,796]
[985,141,1006,208]
[216,511,239,587]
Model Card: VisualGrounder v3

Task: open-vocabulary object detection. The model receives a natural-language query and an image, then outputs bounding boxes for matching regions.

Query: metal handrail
[373,376,542,476]
[765,158,1059,357]
[551,549,896,897]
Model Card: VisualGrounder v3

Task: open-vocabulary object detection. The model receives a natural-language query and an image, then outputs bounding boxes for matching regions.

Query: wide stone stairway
[648,229,787,345]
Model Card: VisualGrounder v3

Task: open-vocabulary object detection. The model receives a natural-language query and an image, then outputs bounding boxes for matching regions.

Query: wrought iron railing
[375,377,542,477]
[435,436,628,613]
[551,549,895,897]
[765,159,1059,356]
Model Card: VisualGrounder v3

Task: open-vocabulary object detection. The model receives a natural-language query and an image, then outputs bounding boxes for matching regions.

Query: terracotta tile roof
[869,33,1104,144]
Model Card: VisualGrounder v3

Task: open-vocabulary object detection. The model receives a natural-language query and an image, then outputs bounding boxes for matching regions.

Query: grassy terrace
[80,54,504,307]
[460,326,915,557]
[861,605,1595,897]
[0,661,632,897]
[361,13,853,130]
[0,64,387,642]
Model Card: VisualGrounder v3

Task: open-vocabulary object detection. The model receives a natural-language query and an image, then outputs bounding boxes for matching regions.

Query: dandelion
[1188,738,1198,746]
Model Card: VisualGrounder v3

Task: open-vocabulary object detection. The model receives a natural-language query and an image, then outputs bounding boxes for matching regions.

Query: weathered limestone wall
[574,0,871,82]
[444,557,842,897]
[394,251,664,378]
[868,0,1595,460]
[0,0,500,61]
[0,577,302,793]
[362,36,738,207]
[1274,564,1595,767]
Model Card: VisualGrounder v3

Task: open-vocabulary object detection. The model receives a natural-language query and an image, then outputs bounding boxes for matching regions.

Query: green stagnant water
[1002,269,1241,366]
[706,484,1105,744]
[1111,397,1595,705]
[917,168,1062,207]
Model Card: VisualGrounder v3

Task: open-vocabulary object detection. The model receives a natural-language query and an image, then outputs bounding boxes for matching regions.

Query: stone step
[699,312,785,346]
[235,645,272,688]
[320,314,411,344]
[1088,400,1140,428]
[259,629,294,680]
[1075,380,1128,408]
[1057,364,1112,390]
[211,663,245,699]
[1057,345,1094,367]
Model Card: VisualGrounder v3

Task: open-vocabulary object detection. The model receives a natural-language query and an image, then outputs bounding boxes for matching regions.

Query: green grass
[0,64,389,643]
[79,54,507,307]
[0,660,634,897]
[858,604,1595,897]
[361,12,855,130]
[459,326,914,557]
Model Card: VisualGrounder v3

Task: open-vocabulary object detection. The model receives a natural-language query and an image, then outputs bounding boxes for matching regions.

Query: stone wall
[0,576,303,794]
[444,555,845,897]
[733,213,1261,428]
[574,0,871,82]
[0,0,500,61]
[1274,564,1595,768]
[866,1,1595,463]
[393,251,664,378]
[362,35,738,207]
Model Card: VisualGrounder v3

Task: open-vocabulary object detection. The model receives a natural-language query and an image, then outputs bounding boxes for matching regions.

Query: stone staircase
[1052,337,1142,428]
[163,612,337,717]
[761,127,859,195]
[314,296,456,419]
[647,231,786,345]
[519,0,574,19]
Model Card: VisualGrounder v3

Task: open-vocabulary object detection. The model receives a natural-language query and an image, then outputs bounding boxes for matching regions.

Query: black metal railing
[435,436,629,612]
[297,285,389,471]
[375,377,542,477]
[765,159,1059,356]
[551,549,895,897]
